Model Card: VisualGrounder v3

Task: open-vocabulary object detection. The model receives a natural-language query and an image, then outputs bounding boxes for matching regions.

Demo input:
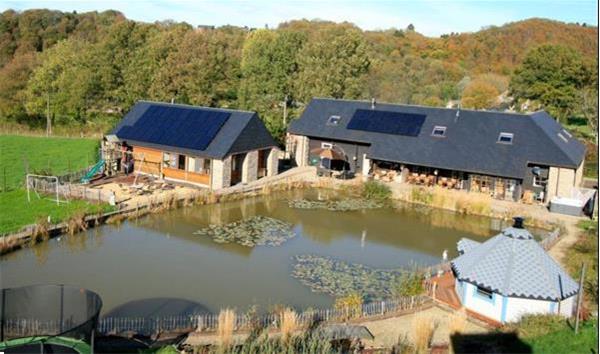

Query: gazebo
[451,217,579,323]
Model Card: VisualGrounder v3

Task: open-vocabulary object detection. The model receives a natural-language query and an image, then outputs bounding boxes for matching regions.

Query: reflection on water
[1,189,519,314]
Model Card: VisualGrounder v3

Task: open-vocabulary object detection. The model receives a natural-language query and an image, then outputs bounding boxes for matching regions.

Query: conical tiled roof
[451,225,578,301]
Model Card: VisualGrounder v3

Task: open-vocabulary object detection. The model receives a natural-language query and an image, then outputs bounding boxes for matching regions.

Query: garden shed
[451,218,579,323]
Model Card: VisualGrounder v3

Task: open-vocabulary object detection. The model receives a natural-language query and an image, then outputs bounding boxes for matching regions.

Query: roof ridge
[137,100,257,115]
[310,97,533,117]
[528,112,579,166]
[531,239,560,300]
[500,236,516,296]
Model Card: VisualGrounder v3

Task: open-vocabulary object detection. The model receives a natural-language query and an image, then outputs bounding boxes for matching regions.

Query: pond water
[1,189,520,315]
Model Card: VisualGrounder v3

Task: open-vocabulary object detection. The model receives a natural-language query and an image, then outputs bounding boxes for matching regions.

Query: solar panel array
[347,109,426,137]
[117,105,230,151]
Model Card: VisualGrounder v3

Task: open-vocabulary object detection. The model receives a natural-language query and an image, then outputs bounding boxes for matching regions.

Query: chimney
[513,217,524,229]
[371,98,376,110]
[454,104,461,122]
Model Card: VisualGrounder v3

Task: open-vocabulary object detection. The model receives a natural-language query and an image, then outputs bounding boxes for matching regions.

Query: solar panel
[347,109,426,136]
[117,105,230,151]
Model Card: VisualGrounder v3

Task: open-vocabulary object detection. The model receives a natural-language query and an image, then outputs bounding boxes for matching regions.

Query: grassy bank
[564,220,598,313]
[0,189,114,234]
[0,135,100,190]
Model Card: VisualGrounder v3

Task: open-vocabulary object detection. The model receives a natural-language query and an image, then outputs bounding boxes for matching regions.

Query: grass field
[0,135,100,190]
[0,189,114,234]
[0,135,110,234]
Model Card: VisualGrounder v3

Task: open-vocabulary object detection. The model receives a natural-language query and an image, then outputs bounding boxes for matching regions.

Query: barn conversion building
[112,101,279,189]
[288,98,587,204]
[451,217,578,323]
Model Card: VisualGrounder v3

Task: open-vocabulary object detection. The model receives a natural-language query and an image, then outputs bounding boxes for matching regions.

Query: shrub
[362,180,392,202]
[334,292,363,320]
[507,314,565,339]
[393,271,425,297]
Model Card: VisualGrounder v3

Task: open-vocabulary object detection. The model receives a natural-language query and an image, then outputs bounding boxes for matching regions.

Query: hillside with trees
[0,9,597,143]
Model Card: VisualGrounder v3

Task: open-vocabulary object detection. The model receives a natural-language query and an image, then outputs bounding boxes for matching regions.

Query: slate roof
[288,98,586,179]
[113,101,277,160]
[451,227,579,301]
[457,238,481,255]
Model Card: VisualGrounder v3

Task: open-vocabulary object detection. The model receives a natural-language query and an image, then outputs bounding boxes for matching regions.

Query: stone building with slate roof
[451,218,578,323]
[288,98,587,204]
[112,101,279,189]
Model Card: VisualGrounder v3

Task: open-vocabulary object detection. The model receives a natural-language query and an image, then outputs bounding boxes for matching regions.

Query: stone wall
[267,148,279,177]
[288,134,309,167]
[211,156,232,190]
[547,166,576,200]
[242,150,258,183]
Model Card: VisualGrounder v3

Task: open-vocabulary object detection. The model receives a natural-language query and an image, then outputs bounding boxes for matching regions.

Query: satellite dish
[532,166,541,176]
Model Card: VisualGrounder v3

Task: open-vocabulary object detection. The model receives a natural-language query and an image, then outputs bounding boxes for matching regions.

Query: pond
[1,189,521,315]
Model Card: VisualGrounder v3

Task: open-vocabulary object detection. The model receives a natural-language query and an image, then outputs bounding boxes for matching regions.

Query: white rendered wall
[504,296,554,322]
[558,295,576,317]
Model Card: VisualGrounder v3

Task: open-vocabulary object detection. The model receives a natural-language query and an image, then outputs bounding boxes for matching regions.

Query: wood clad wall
[132,146,163,176]
[132,145,210,186]
[164,167,210,185]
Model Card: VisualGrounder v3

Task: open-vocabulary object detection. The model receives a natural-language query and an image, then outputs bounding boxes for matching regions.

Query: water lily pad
[291,255,409,302]
[194,216,295,247]
[288,198,382,211]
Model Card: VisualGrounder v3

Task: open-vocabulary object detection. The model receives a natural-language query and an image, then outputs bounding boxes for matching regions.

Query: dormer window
[326,115,341,126]
[497,132,513,144]
[431,126,446,137]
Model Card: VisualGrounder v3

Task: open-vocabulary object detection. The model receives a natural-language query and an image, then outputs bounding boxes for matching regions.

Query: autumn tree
[461,80,499,109]
[239,29,305,138]
[296,24,370,103]
[510,45,589,121]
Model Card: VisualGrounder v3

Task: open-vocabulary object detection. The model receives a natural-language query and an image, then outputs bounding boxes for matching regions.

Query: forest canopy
[0,9,598,142]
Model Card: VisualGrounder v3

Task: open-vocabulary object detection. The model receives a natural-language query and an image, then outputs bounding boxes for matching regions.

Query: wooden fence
[97,295,428,334]
[539,228,561,250]
[1,296,429,338]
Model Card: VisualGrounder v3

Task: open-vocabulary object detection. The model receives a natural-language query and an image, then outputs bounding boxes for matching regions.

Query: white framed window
[497,132,514,144]
[326,115,341,126]
[321,142,333,149]
[475,286,493,300]
[533,175,548,188]
[431,126,447,137]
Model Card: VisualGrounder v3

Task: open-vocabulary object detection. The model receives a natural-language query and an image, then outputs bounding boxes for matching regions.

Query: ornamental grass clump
[362,180,392,202]
[217,308,235,348]
[280,308,298,342]
[413,315,435,354]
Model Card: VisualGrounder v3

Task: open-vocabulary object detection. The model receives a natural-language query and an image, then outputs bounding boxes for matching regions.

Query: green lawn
[0,189,114,234]
[522,319,598,354]
[0,135,111,234]
[0,135,100,190]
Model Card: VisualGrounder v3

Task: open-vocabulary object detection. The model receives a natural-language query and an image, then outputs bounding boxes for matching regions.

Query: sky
[2,0,598,37]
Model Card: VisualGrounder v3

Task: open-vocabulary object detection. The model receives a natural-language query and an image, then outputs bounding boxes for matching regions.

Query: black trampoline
[0,285,102,354]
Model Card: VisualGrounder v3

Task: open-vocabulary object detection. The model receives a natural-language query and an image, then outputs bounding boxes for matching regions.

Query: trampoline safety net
[0,285,102,343]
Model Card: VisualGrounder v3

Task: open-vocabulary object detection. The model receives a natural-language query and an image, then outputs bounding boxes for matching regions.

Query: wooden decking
[428,272,503,328]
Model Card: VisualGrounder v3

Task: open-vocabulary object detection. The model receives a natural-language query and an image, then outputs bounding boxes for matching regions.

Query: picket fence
[2,296,429,338]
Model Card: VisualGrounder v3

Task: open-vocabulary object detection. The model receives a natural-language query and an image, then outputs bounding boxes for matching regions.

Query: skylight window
[326,115,341,126]
[431,126,447,137]
[497,132,514,144]
[557,132,568,143]
[561,129,572,138]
